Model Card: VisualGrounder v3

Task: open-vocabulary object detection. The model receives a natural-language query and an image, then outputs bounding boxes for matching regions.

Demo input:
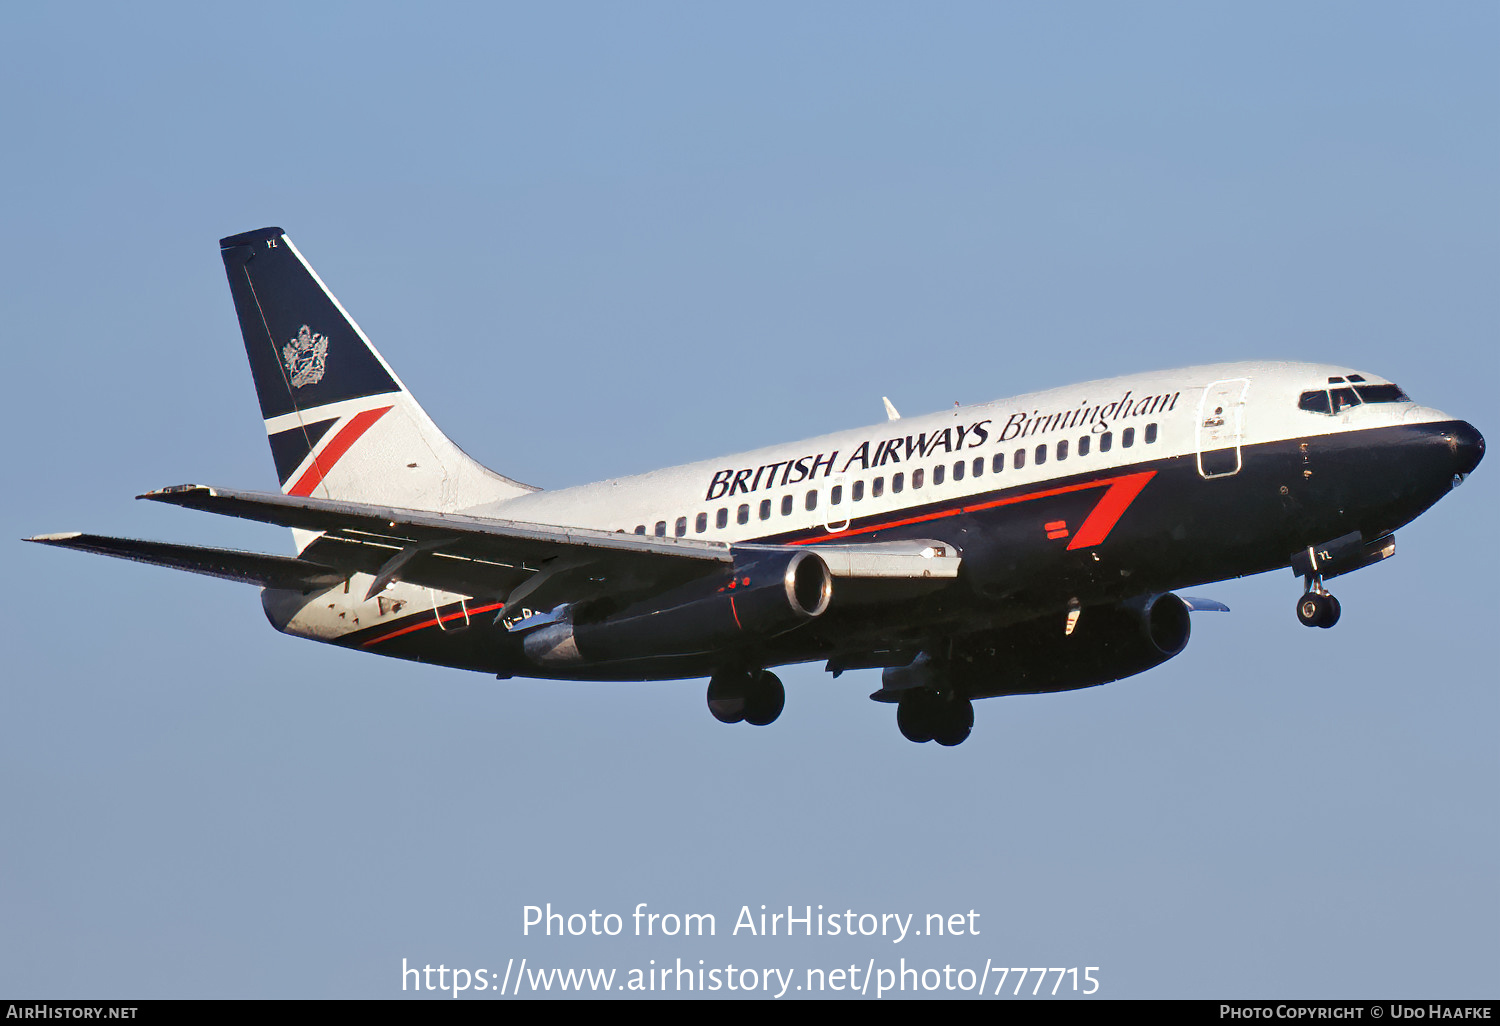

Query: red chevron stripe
[286,406,393,497]
[793,470,1156,548]
[1065,471,1154,549]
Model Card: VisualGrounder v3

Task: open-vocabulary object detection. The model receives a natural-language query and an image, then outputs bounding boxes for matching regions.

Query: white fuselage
[470,361,1448,540]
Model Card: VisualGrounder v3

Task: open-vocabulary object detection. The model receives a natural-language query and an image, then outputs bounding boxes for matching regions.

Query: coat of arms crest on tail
[283,325,329,388]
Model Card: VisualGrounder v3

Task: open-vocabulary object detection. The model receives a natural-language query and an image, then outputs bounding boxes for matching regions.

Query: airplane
[27,227,1485,746]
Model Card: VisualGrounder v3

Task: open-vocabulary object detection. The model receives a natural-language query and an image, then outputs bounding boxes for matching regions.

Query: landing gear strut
[707,669,785,726]
[1296,578,1341,628]
[896,689,974,746]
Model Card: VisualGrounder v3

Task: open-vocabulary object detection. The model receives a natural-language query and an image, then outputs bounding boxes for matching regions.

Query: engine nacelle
[897,592,1193,699]
[524,549,832,668]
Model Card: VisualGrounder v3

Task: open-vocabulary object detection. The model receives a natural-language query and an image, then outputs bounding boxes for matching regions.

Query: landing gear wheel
[933,698,974,747]
[897,691,973,746]
[897,693,935,743]
[707,670,750,724]
[744,671,785,726]
[1297,591,1342,628]
[708,669,784,725]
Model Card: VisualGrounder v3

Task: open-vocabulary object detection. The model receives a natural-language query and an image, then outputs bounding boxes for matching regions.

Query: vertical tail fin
[218,227,534,513]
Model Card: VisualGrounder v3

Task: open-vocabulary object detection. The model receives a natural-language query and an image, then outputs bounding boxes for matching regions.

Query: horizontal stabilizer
[24,533,346,592]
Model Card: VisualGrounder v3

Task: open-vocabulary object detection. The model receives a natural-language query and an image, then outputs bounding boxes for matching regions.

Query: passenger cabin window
[759,499,771,520]
[716,508,728,529]
[654,521,666,537]
[1078,435,1090,456]
[1035,443,1047,465]
[675,517,687,537]
[1122,427,1135,448]
[634,525,646,535]
[872,477,885,498]
[695,512,707,533]
[992,453,1004,473]
[891,473,903,494]
[972,456,984,477]
[912,468,924,488]
[934,465,946,485]
[1145,423,1158,444]
[953,460,965,481]
[831,484,843,504]
[853,481,865,501]
[806,489,818,509]
[1057,439,1069,460]
[781,494,793,516]
[737,504,749,525]
[1100,432,1113,453]
[1014,448,1026,469]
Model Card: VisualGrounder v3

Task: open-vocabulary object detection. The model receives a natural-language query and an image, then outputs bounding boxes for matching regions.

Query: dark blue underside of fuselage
[327,420,1478,682]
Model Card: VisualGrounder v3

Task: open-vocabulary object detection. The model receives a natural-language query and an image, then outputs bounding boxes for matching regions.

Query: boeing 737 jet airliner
[29,228,1485,745]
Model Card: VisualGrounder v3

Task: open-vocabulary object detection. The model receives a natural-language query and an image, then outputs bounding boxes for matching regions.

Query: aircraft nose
[1449,420,1485,479]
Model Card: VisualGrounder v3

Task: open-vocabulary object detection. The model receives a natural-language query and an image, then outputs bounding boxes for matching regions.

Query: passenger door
[1195,378,1250,478]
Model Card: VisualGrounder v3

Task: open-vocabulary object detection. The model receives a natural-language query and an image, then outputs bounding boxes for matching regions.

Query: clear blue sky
[3,1,1495,999]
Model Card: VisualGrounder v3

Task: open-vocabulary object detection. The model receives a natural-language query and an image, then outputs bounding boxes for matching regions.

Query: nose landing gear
[1296,579,1341,628]
[1288,533,1398,629]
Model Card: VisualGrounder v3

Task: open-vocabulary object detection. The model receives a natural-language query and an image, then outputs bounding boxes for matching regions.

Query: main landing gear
[896,689,974,747]
[707,668,785,726]
[1296,578,1341,629]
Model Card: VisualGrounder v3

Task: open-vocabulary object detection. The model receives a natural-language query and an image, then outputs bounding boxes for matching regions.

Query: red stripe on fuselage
[361,601,506,648]
[790,470,1156,548]
[287,405,393,497]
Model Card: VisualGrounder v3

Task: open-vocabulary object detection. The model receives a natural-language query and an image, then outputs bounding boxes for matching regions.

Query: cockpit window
[1330,387,1360,413]
[1301,379,1411,416]
[1298,390,1332,414]
[1354,383,1410,404]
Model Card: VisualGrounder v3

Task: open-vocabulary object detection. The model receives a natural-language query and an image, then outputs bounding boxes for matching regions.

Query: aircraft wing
[139,484,735,609]
[131,485,963,613]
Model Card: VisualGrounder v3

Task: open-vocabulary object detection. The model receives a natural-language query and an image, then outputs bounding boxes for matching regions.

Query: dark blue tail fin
[218,227,534,510]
